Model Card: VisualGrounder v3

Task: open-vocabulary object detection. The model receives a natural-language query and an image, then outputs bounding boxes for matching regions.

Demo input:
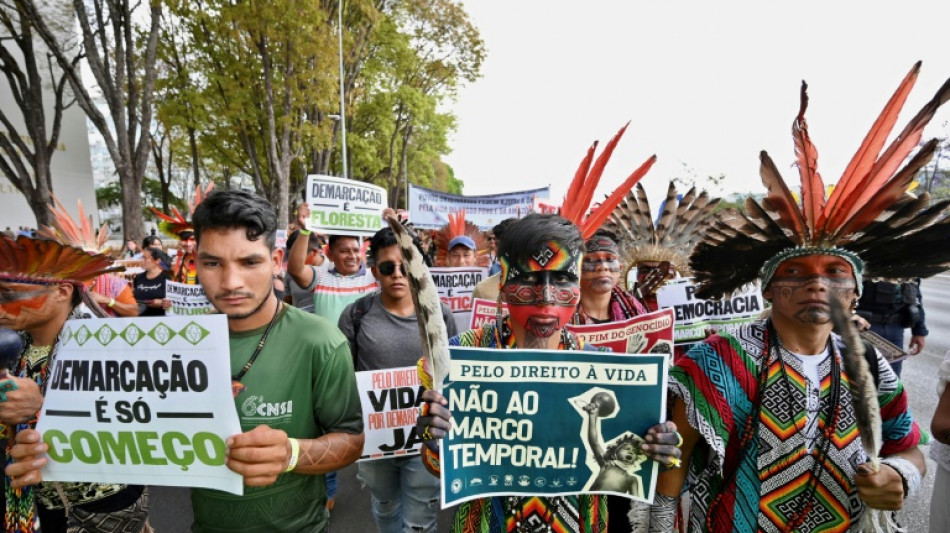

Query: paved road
[150,274,950,532]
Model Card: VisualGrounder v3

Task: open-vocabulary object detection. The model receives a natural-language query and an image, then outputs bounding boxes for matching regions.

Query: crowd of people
[1,66,950,533]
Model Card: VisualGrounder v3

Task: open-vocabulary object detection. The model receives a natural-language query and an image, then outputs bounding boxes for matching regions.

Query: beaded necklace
[705,321,842,532]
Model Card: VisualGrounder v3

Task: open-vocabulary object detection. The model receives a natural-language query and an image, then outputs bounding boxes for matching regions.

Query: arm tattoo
[294,432,364,474]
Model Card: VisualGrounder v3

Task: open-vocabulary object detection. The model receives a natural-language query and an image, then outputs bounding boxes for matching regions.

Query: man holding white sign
[340,226,457,533]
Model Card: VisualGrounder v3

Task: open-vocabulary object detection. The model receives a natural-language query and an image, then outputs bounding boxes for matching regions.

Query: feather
[652,181,679,243]
[821,62,921,230]
[793,81,825,241]
[759,151,807,245]
[580,154,657,239]
[662,186,698,245]
[386,214,450,389]
[831,298,881,467]
[562,142,598,223]
[568,122,630,225]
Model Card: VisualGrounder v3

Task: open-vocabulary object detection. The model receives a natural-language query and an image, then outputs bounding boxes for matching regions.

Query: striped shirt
[307,263,379,322]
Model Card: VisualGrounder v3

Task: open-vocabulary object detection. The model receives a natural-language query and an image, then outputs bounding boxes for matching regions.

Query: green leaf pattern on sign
[121,324,145,346]
[75,325,91,346]
[180,322,210,345]
[148,323,175,345]
[95,325,117,345]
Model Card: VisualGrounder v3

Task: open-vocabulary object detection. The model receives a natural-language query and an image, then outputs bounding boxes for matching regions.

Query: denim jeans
[870,321,905,377]
[357,455,440,533]
[326,470,337,499]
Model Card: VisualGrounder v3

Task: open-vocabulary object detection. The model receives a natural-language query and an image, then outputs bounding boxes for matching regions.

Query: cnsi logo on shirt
[241,395,294,418]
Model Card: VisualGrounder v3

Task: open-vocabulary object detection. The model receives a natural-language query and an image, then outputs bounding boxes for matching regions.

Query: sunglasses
[377,261,407,277]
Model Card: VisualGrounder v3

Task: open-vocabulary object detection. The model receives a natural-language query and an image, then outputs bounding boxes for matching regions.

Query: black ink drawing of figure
[572,389,647,498]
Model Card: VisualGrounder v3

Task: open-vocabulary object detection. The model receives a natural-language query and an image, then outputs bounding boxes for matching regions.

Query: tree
[16,0,161,243]
[0,0,78,227]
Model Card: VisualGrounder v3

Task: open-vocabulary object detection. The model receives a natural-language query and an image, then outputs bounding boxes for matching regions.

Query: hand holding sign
[226,425,291,487]
[5,428,48,489]
[417,388,451,452]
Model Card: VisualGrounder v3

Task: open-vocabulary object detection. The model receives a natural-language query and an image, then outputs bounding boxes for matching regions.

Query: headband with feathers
[0,234,121,286]
[37,196,110,254]
[559,123,658,240]
[148,182,214,239]
[690,62,950,300]
[604,181,721,276]
[433,209,490,267]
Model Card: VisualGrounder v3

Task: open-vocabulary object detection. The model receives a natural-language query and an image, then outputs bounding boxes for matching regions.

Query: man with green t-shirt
[188,190,364,532]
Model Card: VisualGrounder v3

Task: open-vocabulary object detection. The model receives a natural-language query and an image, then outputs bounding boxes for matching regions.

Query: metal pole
[338,0,348,180]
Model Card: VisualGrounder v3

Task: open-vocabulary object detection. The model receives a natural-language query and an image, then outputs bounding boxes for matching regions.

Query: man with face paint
[572,230,647,325]
[649,69,950,533]
[414,214,683,532]
[2,234,152,532]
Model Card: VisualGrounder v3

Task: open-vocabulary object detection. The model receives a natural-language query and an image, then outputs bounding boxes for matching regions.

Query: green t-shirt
[191,305,363,533]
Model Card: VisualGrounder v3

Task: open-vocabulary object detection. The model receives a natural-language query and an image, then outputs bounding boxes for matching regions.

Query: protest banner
[431,267,487,333]
[36,315,243,494]
[469,298,507,330]
[656,277,764,343]
[441,347,668,507]
[356,366,424,461]
[408,184,550,230]
[305,174,387,237]
[275,229,288,250]
[565,308,675,355]
[166,280,215,316]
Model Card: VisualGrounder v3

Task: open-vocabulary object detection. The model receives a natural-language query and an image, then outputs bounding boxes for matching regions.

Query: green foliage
[97,179,186,216]
[155,0,483,214]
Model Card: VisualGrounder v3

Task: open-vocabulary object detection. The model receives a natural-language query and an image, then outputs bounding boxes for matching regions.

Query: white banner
[356,366,424,461]
[37,315,243,495]
[165,281,214,316]
[305,174,387,237]
[656,278,764,342]
[408,184,550,229]
[431,267,487,333]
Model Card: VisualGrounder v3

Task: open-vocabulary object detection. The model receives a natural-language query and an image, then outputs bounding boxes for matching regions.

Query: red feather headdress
[691,62,950,299]
[0,234,121,286]
[559,123,658,240]
[148,182,214,239]
[433,209,490,267]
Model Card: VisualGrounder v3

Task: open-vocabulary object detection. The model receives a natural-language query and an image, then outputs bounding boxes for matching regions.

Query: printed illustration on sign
[565,308,674,354]
[440,347,667,507]
[571,388,647,498]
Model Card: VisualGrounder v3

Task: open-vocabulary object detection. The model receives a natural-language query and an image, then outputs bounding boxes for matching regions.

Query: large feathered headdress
[433,209,490,267]
[604,181,721,276]
[36,196,110,253]
[691,62,950,300]
[0,234,121,286]
[559,123,658,240]
[148,182,214,239]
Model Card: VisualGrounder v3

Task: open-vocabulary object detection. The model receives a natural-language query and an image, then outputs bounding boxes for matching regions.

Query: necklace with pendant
[231,302,281,398]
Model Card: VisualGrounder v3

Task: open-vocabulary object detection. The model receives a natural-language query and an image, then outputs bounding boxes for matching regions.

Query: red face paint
[502,270,580,338]
[765,255,857,326]
[0,283,52,317]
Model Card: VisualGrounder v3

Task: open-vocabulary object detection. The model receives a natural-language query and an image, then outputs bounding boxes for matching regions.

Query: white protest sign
[165,281,215,316]
[305,174,387,237]
[430,267,487,333]
[656,277,764,342]
[37,315,243,495]
[408,184,550,230]
[356,366,425,461]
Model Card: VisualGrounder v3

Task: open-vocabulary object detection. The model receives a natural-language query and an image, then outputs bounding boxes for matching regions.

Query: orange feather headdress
[559,123,658,240]
[433,209,490,267]
[148,182,214,239]
[0,234,120,286]
[691,62,950,299]
[36,195,111,254]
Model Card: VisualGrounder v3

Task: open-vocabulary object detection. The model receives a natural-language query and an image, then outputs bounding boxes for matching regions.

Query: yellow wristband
[285,438,300,473]
[108,298,116,308]
[299,229,312,236]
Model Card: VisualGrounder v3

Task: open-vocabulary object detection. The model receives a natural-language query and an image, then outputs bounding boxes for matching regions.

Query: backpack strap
[349,294,376,369]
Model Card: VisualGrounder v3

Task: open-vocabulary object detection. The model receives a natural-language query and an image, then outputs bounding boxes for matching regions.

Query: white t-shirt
[790,348,830,451]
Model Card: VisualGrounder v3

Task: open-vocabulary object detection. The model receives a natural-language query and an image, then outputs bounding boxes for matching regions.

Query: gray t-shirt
[338,293,459,371]
[285,272,314,312]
